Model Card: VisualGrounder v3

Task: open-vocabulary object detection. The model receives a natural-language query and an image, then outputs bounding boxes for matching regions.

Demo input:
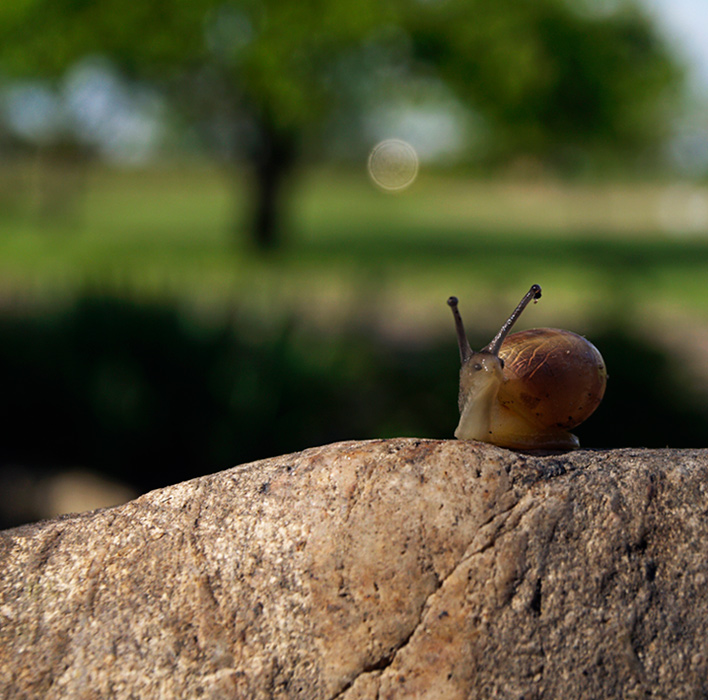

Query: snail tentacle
[483,284,542,356]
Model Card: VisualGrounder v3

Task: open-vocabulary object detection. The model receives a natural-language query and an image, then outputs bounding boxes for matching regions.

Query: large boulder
[1,438,707,699]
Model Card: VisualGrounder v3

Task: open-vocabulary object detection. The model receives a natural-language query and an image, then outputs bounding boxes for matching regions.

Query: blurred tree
[0,0,682,248]
[408,0,683,166]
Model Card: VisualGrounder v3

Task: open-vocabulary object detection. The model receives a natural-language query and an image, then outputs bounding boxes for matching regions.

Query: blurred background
[1,0,707,527]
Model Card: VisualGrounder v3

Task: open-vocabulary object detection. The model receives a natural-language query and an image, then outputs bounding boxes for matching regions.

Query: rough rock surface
[1,438,708,699]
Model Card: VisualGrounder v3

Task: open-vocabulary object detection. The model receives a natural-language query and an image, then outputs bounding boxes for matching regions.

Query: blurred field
[2,162,708,335]
[3,162,708,525]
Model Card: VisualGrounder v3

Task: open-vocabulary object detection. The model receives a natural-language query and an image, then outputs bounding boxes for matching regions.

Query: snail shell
[494,328,607,448]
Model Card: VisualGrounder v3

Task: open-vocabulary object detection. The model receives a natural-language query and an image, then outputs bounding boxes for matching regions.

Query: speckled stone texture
[1,439,707,699]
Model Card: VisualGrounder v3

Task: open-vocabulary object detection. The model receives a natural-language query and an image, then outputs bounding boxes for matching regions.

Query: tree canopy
[407,0,681,160]
[0,0,684,246]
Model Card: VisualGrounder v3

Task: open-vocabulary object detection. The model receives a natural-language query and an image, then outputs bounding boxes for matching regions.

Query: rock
[1,438,707,699]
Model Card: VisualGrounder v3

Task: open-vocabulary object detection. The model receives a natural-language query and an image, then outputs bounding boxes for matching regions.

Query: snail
[448,284,606,450]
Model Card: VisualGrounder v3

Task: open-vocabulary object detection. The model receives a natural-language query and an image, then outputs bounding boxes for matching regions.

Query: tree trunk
[246,124,297,251]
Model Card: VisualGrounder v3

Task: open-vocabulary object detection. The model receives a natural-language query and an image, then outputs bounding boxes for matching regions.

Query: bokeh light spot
[367,139,419,191]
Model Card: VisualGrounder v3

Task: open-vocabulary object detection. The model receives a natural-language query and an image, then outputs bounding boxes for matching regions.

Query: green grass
[1,161,708,337]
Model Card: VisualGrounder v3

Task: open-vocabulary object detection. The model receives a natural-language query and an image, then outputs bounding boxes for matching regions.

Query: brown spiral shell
[497,328,607,431]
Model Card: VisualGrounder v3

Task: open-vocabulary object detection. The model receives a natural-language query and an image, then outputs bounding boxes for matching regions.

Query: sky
[644,0,708,93]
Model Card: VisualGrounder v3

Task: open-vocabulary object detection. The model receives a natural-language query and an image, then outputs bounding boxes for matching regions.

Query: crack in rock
[334,473,530,700]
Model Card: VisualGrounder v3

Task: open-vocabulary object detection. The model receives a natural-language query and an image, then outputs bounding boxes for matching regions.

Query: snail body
[448,285,606,450]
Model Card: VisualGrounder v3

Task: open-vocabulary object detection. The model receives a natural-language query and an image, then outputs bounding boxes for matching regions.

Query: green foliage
[0,0,386,131]
[0,295,460,493]
[0,0,682,160]
[406,0,681,161]
[0,0,684,246]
